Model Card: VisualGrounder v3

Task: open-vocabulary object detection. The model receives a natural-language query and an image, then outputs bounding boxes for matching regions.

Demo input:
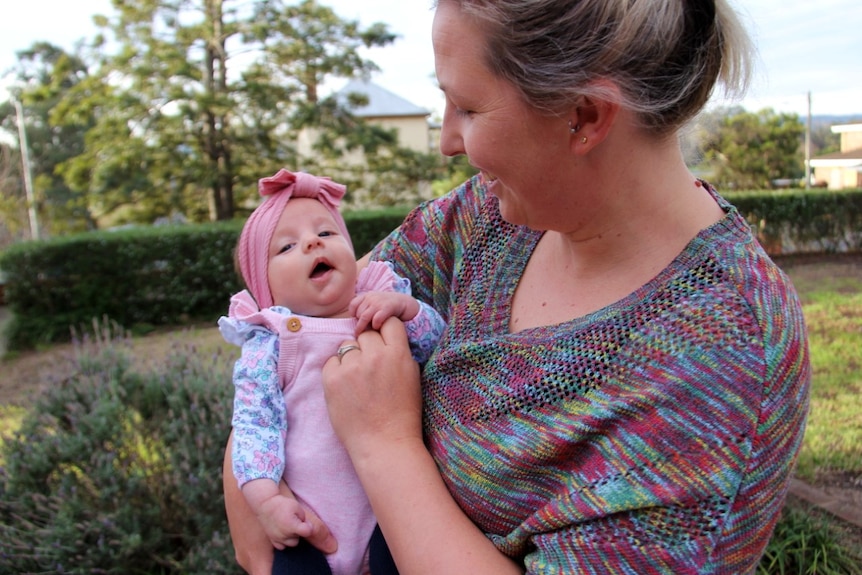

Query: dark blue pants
[271,524,398,575]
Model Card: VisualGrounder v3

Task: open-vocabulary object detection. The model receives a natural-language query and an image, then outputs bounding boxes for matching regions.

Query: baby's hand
[257,493,315,550]
[351,291,419,334]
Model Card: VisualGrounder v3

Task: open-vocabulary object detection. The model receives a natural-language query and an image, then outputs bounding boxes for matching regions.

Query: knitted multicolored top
[370,176,810,574]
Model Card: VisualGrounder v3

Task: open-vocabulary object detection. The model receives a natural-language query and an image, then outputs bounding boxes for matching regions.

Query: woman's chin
[496,200,526,227]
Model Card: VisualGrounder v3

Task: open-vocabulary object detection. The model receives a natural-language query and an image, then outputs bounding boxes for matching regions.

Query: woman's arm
[322,319,523,574]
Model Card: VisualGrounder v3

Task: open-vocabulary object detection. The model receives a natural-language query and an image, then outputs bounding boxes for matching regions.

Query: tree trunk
[205,0,234,221]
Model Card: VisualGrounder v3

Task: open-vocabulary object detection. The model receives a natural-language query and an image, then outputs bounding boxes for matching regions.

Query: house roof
[832,123,862,134]
[810,148,862,168]
[812,149,862,162]
[335,79,430,118]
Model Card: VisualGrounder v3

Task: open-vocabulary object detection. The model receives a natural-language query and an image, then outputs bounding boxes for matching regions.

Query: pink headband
[236,169,352,309]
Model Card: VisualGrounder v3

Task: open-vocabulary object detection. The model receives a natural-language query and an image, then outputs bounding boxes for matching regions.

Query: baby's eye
[319,230,335,238]
[277,242,295,254]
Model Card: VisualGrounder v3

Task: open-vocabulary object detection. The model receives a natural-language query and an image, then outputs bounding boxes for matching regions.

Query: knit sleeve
[723,247,811,568]
[230,327,287,487]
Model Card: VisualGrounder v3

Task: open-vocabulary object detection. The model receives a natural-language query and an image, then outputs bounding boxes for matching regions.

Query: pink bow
[258,169,346,213]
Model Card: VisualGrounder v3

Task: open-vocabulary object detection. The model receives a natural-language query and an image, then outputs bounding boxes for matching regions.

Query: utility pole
[805,91,811,190]
[12,97,40,240]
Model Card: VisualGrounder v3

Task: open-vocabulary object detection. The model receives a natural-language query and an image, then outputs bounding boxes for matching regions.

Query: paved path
[789,478,862,528]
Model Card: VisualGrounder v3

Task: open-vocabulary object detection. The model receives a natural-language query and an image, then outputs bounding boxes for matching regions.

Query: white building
[810,123,862,190]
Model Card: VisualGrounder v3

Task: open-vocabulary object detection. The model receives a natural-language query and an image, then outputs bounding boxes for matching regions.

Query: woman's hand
[321,319,523,574]
[322,317,422,461]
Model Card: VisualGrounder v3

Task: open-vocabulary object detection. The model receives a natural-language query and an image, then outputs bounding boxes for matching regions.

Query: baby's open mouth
[311,261,333,278]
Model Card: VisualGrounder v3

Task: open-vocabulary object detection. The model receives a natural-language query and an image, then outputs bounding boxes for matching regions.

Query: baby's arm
[230,329,309,549]
[351,291,420,334]
[241,479,315,550]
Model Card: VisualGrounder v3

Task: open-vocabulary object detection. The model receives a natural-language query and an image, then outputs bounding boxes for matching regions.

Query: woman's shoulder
[412,175,497,224]
[675,190,806,346]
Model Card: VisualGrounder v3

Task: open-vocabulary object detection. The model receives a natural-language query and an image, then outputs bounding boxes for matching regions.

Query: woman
[226,0,810,573]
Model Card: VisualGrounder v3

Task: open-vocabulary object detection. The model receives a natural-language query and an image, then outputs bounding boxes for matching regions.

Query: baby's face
[267,198,357,317]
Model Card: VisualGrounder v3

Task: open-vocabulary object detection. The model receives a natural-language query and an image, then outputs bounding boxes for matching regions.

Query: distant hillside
[811,114,862,128]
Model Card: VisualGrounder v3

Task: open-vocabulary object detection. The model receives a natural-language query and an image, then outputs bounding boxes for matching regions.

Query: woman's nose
[438,106,465,157]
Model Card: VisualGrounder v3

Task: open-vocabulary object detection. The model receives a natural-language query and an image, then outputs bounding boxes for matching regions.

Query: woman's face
[432,1,575,230]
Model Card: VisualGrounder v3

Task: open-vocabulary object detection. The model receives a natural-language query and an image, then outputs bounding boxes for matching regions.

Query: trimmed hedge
[0,208,410,351]
[1,191,861,351]
[727,189,862,255]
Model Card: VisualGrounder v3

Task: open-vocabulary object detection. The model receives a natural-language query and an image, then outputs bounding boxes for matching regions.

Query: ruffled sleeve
[356,260,400,294]
[218,290,286,346]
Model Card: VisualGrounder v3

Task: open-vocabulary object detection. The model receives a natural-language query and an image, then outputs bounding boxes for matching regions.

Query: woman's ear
[567,81,621,153]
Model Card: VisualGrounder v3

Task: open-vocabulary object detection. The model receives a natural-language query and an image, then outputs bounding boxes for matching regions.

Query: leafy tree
[432,154,478,198]
[699,107,805,189]
[0,43,96,236]
[52,0,405,225]
[3,1,446,232]
[237,1,445,208]
[810,121,840,156]
[0,144,30,247]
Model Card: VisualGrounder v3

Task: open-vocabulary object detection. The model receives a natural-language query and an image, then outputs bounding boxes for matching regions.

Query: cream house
[296,79,438,206]
[297,79,435,161]
[339,79,434,152]
[810,123,862,190]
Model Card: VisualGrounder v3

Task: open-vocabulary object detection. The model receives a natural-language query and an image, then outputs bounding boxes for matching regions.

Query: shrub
[0,321,241,574]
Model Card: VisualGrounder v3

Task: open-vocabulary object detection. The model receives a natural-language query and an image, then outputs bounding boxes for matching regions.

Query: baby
[219,169,445,574]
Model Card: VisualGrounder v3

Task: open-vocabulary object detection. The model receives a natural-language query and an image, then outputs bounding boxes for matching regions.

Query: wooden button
[286,317,302,332]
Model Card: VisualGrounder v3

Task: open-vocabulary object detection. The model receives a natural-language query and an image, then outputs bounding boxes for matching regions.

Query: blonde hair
[437,0,752,134]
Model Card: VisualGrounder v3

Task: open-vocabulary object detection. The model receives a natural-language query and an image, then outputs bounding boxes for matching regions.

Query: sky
[1,0,861,120]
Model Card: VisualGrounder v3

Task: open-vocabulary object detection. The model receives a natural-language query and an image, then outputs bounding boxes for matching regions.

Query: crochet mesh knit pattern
[371,176,810,574]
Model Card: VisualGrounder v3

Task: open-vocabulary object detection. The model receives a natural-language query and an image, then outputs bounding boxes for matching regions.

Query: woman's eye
[455,107,474,118]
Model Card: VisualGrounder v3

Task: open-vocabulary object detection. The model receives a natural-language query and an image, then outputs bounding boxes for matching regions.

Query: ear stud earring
[568,120,588,144]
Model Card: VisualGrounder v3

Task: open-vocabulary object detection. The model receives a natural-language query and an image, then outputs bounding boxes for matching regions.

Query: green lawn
[783,259,862,481]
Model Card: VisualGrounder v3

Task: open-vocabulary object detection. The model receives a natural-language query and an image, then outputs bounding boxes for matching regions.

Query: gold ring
[337,344,361,361]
